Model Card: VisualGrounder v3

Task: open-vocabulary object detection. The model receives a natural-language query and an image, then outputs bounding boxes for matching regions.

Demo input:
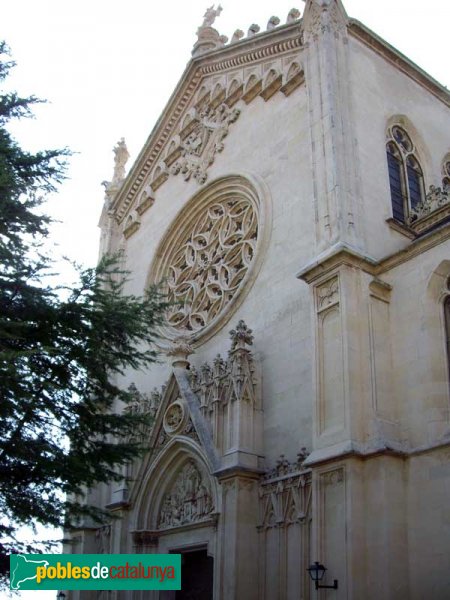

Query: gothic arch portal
[133,438,220,533]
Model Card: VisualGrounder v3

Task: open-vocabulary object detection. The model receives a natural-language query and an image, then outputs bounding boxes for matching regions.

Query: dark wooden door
[176,549,213,600]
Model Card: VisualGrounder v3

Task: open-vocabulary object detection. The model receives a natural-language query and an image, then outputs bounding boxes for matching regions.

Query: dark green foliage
[0,42,168,583]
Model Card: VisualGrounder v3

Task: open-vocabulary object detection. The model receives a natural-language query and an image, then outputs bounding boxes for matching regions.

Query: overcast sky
[2,1,448,598]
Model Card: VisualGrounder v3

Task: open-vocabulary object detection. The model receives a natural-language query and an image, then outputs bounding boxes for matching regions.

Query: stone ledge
[304,437,450,467]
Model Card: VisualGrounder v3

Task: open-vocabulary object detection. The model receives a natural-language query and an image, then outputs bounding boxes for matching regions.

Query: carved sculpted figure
[202,4,222,28]
[112,138,129,185]
[157,461,214,529]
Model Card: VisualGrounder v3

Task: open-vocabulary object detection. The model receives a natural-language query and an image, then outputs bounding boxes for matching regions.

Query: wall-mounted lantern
[307,561,338,590]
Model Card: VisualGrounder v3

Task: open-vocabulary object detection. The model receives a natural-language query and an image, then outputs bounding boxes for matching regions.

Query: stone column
[216,472,260,600]
[298,248,408,598]
[303,0,364,254]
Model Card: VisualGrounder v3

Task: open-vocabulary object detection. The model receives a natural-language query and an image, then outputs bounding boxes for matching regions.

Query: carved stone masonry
[127,383,162,440]
[163,400,187,435]
[171,103,240,185]
[303,0,347,41]
[263,449,309,480]
[157,460,214,529]
[259,468,312,529]
[102,138,130,205]
[229,319,254,351]
[95,524,111,554]
[316,276,339,312]
[408,185,450,223]
[166,197,257,333]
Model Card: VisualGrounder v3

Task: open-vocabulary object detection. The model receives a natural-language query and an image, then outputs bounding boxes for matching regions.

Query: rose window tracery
[165,196,258,332]
[149,175,269,344]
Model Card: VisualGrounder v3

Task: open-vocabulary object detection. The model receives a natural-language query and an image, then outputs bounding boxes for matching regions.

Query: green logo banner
[10,554,181,590]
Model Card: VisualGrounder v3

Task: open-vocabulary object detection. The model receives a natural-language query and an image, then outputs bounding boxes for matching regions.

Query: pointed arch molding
[148,174,272,346]
[133,438,219,533]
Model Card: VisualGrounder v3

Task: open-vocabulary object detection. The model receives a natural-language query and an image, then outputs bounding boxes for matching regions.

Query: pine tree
[0,42,168,583]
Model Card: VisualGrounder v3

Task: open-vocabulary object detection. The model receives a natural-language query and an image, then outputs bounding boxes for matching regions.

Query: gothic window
[386,125,425,223]
[442,159,450,191]
[445,294,450,382]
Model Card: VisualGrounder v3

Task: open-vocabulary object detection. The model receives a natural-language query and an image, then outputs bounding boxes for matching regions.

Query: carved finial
[213,354,226,378]
[267,16,280,30]
[150,388,162,410]
[189,365,199,388]
[287,8,301,23]
[247,24,260,38]
[167,336,194,369]
[231,29,244,43]
[229,320,254,351]
[296,447,309,467]
[202,4,222,28]
[128,382,139,397]
[200,362,213,384]
[112,138,129,185]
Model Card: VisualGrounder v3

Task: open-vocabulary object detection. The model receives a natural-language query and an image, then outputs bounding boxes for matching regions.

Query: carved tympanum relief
[157,460,214,529]
[151,176,269,344]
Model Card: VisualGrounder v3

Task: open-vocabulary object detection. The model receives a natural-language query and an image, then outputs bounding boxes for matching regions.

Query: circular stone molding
[149,174,271,346]
[163,400,187,435]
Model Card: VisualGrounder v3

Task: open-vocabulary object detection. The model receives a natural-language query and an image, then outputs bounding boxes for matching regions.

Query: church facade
[69,1,450,598]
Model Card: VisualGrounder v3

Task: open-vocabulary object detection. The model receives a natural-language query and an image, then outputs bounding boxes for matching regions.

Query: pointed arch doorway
[173,546,213,600]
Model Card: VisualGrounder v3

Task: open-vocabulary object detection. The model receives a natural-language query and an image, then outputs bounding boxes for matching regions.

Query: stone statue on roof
[202,4,222,28]
[112,137,129,185]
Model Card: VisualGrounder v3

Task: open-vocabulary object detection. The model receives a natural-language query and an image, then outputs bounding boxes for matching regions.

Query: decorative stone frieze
[407,185,450,234]
[157,460,214,529]
[263,449,309,480]
[168,103,240,185]
[259,465,312,529]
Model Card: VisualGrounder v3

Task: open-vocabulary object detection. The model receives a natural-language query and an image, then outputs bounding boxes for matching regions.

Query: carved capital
[132,530,159,547]
[167,336,194,368]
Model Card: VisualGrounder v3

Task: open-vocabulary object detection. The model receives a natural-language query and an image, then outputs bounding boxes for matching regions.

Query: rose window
[149,175,269,344]
[166,197,257,332]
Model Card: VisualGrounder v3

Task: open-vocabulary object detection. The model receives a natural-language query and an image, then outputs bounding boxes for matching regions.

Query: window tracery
[445,281,450,385]
[150,176,269,345]
[442,159,450,191]
[386,125,425,223]
[166,197,257,332]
